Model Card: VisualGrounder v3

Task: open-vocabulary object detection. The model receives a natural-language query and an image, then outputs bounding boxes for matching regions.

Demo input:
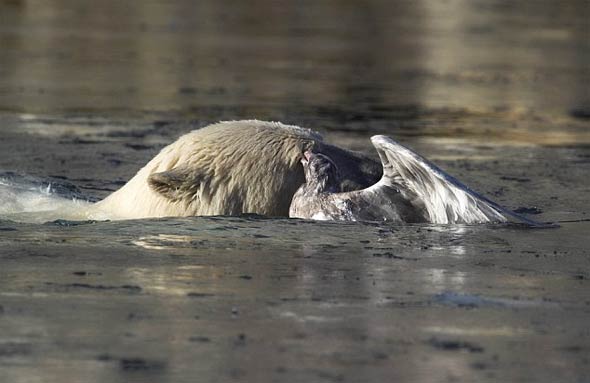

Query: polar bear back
[94,120,323,219]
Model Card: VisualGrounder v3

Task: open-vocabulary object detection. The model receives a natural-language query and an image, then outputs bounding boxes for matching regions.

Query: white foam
[0,178,94,223]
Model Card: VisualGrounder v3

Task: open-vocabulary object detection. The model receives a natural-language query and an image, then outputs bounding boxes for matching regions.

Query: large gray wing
[369,135,536,224]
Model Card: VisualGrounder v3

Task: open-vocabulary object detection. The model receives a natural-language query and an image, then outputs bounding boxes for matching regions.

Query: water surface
[0,1,589,382]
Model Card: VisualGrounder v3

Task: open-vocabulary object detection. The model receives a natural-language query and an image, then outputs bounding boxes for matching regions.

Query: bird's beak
[301,150,314,166]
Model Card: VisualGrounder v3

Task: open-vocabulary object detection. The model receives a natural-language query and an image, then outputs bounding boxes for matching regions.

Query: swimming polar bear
[92,120,382,219]
[94,119,537,224]
[0,119,538,224]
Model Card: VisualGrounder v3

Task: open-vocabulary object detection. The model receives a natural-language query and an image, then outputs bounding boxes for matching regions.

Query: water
[1,216,588,382]
[1,1,589,382]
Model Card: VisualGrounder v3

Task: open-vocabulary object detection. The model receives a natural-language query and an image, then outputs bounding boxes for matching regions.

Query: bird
[290,135,542,225]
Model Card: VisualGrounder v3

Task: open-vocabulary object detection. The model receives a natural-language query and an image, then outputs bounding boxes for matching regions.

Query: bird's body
[289,135,529,225]
[290,151,427,223]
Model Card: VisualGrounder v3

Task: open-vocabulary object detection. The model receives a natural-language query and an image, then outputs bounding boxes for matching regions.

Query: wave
[0,172,95,223]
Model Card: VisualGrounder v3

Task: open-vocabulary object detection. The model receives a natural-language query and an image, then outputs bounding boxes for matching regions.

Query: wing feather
[370,135,530,224]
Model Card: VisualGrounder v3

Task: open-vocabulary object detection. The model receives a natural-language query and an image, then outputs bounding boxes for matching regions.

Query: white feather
[370,135,507,224]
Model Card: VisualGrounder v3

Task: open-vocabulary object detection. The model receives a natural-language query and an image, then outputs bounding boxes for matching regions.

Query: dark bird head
[301,150,341,194]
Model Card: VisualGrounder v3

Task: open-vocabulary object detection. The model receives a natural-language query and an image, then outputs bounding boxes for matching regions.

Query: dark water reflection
[1,0,589,122]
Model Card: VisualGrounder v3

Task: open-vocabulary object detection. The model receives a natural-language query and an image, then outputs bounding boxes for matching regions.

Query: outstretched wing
[370,135,532,224]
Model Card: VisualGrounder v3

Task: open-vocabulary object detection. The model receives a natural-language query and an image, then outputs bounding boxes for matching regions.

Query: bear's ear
[148,167,201,201]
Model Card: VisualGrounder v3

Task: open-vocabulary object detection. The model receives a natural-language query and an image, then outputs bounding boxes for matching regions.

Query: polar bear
[92,120,382,219]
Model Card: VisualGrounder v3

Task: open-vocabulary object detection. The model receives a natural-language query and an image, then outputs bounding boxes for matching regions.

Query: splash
[0,173,95,223]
